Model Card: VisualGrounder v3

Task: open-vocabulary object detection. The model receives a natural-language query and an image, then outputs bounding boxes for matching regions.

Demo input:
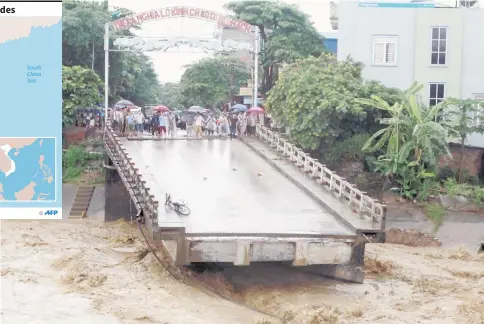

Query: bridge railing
[256,125,385,226]
[104,124,160,227]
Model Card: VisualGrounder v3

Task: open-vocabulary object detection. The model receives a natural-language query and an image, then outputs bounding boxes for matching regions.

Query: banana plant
[356,82,454,198]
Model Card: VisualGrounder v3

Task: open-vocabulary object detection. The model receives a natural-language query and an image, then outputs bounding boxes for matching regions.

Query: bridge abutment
[300,239,366,283]
[104,154,137,222]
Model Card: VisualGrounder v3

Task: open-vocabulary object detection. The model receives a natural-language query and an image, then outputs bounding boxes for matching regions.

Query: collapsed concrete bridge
[103,125,386,283]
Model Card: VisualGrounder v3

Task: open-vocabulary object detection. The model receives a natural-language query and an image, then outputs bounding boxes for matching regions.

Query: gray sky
[109,0,332,83]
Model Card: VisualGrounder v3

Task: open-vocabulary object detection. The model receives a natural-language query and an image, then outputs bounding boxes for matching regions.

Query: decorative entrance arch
[111,7,254,34]
[103,6,260,125]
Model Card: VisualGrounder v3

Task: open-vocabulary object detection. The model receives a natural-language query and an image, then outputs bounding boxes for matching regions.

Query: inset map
[0,138,56,201]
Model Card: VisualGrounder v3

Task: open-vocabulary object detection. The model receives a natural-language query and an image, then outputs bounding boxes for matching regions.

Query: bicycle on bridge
[165,193,191,216]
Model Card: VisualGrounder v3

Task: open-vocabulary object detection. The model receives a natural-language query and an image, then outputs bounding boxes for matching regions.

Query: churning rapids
[1,219,483,324]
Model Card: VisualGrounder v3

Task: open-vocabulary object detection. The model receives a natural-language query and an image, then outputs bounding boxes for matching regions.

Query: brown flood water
[1,220,483,324]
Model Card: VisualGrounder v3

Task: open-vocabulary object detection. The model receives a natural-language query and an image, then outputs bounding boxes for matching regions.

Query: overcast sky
[108,0,332,83]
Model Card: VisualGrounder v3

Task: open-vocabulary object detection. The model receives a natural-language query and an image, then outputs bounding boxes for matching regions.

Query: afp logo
[39,210,58,216]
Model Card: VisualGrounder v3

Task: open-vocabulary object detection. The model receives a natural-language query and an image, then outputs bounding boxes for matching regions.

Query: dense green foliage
[225,0,325,94]
[62,65,103,126]
[62,1,160,106]
[444,178,484,210]
[179,56,250,108]
[442,98,484,181]
[320,134,371,168]
[265,53,401,152]
[158,83,184,109]
[356,83,455,199]
[62,144,103,184]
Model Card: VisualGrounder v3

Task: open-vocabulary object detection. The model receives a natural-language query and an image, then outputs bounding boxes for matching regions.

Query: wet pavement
[242,136,382,231]
[119,138,352,235]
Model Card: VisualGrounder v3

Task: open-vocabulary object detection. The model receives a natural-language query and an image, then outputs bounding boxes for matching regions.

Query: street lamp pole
[230,65,235,105]
[253,26,260,108]
[104,22,109,130]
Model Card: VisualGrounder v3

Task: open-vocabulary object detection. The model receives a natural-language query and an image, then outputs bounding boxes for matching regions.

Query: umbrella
[114,99,133,108]
[153,105,170,112]
[248,107,264,113]
[231,104,248,112]
[188,106,204,112]
[231,104,246,109]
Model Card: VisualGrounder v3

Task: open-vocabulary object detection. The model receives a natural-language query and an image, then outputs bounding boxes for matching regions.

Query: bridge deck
[120,138,353,236]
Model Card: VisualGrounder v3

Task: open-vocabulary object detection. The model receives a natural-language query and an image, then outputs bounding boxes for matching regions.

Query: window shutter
[386,43,396,63]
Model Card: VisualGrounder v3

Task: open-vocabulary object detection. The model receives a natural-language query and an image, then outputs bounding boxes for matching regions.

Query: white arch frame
[104,6,261,126]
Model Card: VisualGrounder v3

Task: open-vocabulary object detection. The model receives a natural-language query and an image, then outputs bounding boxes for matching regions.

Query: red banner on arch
[111,7,254,35]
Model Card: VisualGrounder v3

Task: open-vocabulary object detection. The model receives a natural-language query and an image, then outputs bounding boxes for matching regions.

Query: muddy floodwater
[1,220,483,324]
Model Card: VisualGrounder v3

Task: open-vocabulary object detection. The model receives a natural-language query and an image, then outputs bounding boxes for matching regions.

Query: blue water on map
[0,21,62,206]
[0,139,55,201]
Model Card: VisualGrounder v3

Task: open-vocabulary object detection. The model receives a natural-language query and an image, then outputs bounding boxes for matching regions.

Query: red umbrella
[248,107,264,113]
[153,105,170,112]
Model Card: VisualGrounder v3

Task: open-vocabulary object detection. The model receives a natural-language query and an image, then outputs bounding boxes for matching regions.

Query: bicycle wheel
[175,204,191,215]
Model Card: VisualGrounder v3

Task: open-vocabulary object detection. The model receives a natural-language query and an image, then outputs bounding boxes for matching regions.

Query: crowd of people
[110,108,149,136]
[110,107,266,139]
[183,111,261,139]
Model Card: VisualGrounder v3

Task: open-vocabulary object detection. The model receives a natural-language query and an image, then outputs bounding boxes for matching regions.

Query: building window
[431,27,447,65]
[429,83,445,106]
[372,35,397,65]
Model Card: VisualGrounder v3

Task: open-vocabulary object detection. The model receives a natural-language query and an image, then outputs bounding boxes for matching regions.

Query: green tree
[225,1,325,94]
[179,56,250,108]
[158,83,184,109]
[62,65,103,126]
[443,98,484,182]
[62,1,160,105]
[356,83,453,198]
[265,53,400,152]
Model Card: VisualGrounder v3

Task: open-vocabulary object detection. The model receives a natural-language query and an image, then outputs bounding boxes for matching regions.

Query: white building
[335,0,484,147]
